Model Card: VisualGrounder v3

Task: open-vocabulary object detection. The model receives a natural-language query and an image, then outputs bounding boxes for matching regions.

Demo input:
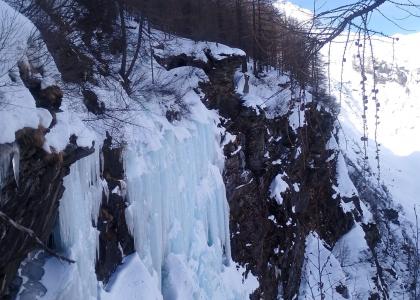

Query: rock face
[95,133,134,283]
[195,53,418,299]
[165,52,365,299]
[0,128,94,298]
[18,62,63,114]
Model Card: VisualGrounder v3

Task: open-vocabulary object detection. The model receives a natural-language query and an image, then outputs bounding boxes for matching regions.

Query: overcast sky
[290,0,420,35]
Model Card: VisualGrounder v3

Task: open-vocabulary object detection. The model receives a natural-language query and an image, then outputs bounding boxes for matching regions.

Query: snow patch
[269,173,289,205]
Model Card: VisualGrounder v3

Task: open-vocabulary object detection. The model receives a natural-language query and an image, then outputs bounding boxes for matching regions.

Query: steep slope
[0,2,259,297]
[0,2,96,297]
[325,31,420,300]
[0,0,419,299]
[328,31,420,222]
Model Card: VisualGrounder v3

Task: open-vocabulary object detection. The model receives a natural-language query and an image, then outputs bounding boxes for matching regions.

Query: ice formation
[38,114,256,299]
[49,147,103,300]
[0,143,19,188]
[123,119,256,299]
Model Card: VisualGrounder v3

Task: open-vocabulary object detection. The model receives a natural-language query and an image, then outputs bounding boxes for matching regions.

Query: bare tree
[0,8,22,78]
[116,0,146,93]
[309,0,420,52]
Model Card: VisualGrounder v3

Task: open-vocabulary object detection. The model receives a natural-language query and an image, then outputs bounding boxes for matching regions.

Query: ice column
[0,143,19,189]
[55,148,103,300]
[124,121,232,289]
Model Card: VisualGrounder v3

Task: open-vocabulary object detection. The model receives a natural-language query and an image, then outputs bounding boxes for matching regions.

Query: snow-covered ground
[0,1,53,145]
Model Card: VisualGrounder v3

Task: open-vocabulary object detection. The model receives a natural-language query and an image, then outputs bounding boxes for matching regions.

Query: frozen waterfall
[39,118,256,300]
[43,147,103,300]
[123,120,252,299]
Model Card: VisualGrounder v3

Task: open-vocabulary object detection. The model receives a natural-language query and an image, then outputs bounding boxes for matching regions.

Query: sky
[289,0,420,35]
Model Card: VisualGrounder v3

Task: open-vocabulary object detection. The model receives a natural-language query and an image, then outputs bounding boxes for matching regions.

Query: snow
[0,0,92,152]
[154,37,245,63]
[0,1,55,144]
[273,1,313,24]
[274,2,420,296]
[299,232,348,300]
[330,144,358,199]
[325,30,420,227]
[30,28,258,299]
[331,225,376,299]
[44,109,95,152]
[112,40,257,296]
[40,77,57,90]
[312,16,420,298]
[0,1,34,75]
[270,173,289,205]
[102,254,162,300]
[0,83,53,144]
[40,256,79,300]
[11,1,420,297]
[234,67,293,118]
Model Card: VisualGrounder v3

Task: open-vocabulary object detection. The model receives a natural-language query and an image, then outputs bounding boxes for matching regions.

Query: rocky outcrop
[95,133,134,283]
[0,128,94,298]
[82,89,106,116]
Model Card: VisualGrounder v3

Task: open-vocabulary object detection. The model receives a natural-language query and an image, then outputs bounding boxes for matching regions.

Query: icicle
[0,142,19,188]
[12,149,20,187]
[55,143,103,300]
[124,121,237,297]
[101,178,109,202]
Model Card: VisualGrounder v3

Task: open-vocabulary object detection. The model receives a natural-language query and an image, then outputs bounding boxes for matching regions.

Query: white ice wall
[51,149,103,300]
[41,118,256,300]
[123,120,255,299]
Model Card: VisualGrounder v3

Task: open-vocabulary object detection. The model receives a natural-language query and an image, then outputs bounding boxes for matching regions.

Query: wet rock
[6,276,22,300]
[154,53,208,71]
[166,109,182,123]
[363,223,381,250]
[336,283,350,299]
[383,208,399,225]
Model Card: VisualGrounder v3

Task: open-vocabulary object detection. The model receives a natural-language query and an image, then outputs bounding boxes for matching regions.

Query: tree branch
[0,210,75,264]
[315,0,387,50]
